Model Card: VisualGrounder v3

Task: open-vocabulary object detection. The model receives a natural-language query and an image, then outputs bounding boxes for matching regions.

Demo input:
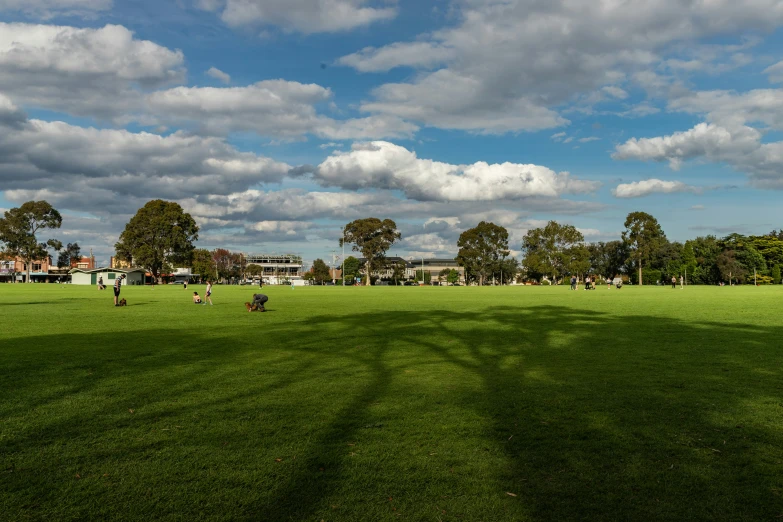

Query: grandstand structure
[245,253,303,284]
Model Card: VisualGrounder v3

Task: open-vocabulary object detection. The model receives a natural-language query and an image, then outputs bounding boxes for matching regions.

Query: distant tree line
[517,212,783,285]
[4,200,781,286]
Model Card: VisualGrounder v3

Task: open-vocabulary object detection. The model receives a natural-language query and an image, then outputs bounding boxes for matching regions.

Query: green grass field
[1,284,782,521]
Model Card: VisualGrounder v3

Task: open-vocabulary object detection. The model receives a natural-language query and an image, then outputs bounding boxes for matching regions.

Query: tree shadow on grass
[1,305,783,521]
[255,305,783,521]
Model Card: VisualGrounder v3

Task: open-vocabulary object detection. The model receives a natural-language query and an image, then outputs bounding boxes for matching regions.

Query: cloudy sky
[1,0,782,266]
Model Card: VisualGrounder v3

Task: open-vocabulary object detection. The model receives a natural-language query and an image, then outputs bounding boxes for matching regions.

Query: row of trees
[485,212,782,285]
[0,201,82,281]
[3,200,781,286]
[336,213,783,286]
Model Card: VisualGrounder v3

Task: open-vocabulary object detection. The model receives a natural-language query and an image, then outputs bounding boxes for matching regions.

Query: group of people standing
[570,275,598,290]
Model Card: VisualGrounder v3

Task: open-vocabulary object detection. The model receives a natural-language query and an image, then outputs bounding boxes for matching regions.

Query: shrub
[754,275,773,285]
[630,269,662,285]
[771,265,781,284]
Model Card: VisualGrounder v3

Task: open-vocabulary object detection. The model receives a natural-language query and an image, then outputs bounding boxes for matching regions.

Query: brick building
[71,252,96,270]
[0,256,56,282]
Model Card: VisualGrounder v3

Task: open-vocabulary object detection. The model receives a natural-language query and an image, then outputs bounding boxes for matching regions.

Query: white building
[172,267,198,284]
[246,253,303,284]
[70,267,146,285]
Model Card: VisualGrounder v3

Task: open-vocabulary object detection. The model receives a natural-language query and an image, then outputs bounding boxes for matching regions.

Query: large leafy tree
[653,240,684,280]
[341,218,401,286]
[342,255,361,284]
[456,221,509,286]
[490,257,519,285]
[565,244,591,279]
[717,250,746,284]
[47,240,63,266]
[749,235,783,268]
[389,259,407,285]
[687,236,722,284]
[245,264,263,279]
[587,240,628,280]
[521,221,584,283]
[312,258,331,284]
[115,200,199,282]
[720,234,767,280]
[680,242,697,282]
[57,242,81,269]
[227,252,245,282]
[211,248,233,281]
[191,248,216,282]
[622,211,666,286]
[0,200,62,283]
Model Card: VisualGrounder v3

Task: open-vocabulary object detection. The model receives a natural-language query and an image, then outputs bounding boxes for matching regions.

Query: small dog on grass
[118,298,127,307]
[244,302,265,312]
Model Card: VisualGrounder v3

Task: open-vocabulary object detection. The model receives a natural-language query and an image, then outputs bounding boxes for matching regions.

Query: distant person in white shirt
[204,281,213,306]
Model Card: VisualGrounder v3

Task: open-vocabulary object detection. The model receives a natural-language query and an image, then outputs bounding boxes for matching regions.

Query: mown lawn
[1,283,782,521]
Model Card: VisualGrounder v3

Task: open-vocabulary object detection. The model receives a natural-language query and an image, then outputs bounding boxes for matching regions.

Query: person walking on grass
[113,274,126,306]
[98,276,105,290]
[570,275,577,291]
[203,280,213,306]
[671,276,677,289]
[679,275,684,289]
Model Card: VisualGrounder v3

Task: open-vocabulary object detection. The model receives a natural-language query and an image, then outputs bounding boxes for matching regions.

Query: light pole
[421,221,426,285]
[341,230,345,286]
[330,249,337,284]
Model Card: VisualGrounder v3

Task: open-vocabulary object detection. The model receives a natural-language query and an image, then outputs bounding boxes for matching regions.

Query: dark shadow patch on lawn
[264,305,783,521]
[2,306,783,521]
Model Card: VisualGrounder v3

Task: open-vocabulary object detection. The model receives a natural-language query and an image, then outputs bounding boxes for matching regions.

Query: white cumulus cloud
[338,42,456,72]
[145,81,417,139]
[198,0,397,34]
[0,105,291,207]
[206,67,231,84]
[612,179,701,198]
[613,121,783,188]
[343,0,783,134]
[0,23,184,118]
[612,122,760,170]
[315,141,600,202]
[764,61,783,83]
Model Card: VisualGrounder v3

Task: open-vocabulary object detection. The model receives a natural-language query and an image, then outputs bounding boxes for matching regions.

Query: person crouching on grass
[192,292,202,304]
[250,293,268,312]
[113,274,126,306]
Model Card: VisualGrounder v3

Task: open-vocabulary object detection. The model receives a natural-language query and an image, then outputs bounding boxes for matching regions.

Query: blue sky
[0,0,782,267]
